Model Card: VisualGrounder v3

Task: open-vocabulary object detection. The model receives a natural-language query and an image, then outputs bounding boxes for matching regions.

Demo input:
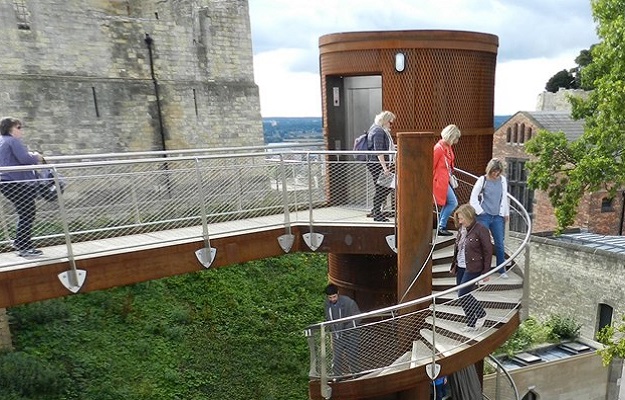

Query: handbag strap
[443,155,453,175]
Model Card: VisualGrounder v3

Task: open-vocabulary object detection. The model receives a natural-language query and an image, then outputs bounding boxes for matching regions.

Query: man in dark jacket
[324,284,361,376]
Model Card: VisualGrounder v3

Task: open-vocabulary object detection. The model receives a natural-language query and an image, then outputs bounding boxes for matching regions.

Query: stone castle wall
[509,234,625,340]
[0,0,263,155]
[535,88,590,112]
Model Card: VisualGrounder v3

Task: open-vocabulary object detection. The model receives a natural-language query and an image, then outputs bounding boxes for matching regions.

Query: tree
[545,69,578,92]
[572,44,597,89]
[597,315,625,366]
[526,0,625,233]
[544,46,597,92]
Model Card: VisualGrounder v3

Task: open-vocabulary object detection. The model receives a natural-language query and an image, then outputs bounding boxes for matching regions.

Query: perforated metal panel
[320,30,497,175]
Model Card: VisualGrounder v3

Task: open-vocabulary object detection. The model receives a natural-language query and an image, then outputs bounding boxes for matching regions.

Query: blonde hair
[440,124,461,144]
[374,110,396,126]
[485,158,505,176]
[454,204,476,228]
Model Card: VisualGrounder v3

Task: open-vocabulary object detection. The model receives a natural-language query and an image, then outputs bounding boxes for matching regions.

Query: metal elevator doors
[344,76,382,148]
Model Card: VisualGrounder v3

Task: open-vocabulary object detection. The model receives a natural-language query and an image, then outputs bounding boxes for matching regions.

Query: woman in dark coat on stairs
[449,204,492,331]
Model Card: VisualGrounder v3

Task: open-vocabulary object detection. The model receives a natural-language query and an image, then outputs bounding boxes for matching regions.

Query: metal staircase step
[355,340,434,379]
[430,304,517,324]
[432,264,452,275]
[433,287,523,305]
[432,246,454,264]
[432,230,457,251]
[424,317,497,343]
[420,328,469,357]
[433,270,523,290]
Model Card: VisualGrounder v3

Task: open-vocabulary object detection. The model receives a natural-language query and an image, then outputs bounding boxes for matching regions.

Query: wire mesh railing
[305,169,531,400]
[0,145,399,267]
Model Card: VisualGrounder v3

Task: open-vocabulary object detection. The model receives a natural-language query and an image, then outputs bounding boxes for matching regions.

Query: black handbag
[38,169,65,202]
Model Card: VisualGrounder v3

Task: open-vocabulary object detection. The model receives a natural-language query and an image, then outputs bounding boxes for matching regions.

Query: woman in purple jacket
[0,117,43,257]
[449,204,493,331]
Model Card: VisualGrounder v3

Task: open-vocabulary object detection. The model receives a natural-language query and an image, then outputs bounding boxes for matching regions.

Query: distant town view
[262,116,512,143]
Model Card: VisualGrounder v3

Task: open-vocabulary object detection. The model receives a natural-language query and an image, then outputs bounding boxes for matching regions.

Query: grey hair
[440,124,461,144]
[374,110,396,126]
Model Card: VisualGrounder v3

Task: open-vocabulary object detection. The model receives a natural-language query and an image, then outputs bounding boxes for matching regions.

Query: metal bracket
[58,269,87,293]
[195,247,217,268]
[277,234,295,253]
[321,383,332,400]
[385,234,397,253]
[426,362,441,380]
[303,232,324,251]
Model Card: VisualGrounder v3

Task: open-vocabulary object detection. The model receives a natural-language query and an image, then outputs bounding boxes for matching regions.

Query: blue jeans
[477,213,506,268]
[438,185,458,230]
[456,268,486,327]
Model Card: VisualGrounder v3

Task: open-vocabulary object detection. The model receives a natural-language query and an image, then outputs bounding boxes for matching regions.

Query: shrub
[546,314,581,341]
[9,300,70,331]
[497,317,550,356]
[0,352,67,397]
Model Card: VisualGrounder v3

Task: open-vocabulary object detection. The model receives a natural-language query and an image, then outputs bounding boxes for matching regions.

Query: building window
[597,303,613,338]
[520,123,526,143]
[601,197,614,212]
[507,158,533,233]
[506,127,512,144]
[526,128,533,141]
[513,124,518,144]
[13,0,31,30]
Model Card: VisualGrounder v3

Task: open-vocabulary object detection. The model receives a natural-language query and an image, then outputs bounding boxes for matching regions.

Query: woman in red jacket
[433,124,461,236]
[449,204,492,331]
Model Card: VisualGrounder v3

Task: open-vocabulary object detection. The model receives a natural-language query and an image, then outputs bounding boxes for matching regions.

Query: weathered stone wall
[536,88,590,112]
[484,344,613,400]
[0,0,263,155]
[0,308,12,351]
[509,233,625,339]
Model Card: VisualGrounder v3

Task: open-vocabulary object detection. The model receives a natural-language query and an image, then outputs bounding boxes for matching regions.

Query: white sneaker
[476,316,487,329]
[500,272,509,279]
[461,325,477,332]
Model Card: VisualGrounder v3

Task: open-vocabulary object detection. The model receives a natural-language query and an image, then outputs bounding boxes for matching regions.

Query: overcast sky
[249,0,599,117]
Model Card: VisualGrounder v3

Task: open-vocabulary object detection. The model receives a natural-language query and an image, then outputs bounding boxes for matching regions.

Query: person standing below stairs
[449,204,492,331]
[324,284,361,377]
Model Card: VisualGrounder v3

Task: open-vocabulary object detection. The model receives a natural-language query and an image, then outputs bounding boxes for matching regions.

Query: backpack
[353,130,370,161]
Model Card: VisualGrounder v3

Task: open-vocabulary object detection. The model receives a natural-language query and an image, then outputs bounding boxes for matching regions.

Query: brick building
[493,110,625,235]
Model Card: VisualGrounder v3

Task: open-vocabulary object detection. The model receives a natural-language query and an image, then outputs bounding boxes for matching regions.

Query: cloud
[249,0,598,116]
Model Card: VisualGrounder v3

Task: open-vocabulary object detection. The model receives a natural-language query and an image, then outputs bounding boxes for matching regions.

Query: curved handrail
[308,167,531,331]
[306,166,532,392]
[484,354,520,400]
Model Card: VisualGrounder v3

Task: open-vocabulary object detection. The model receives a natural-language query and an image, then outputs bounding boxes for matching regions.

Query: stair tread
[420,328,469,357]
[432,246,455,259]
[355,341,434,379]
[430,304,517,322]
[433,271,522,287]
[424,317,497,341]
[433,287,523,304]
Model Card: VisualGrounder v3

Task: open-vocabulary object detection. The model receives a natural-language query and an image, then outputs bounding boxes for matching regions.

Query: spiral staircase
[306,170,530,400]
